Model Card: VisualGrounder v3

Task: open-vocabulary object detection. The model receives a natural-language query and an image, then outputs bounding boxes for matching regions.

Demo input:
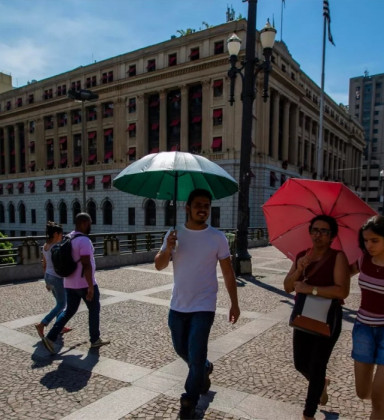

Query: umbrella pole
[173,173,178,229]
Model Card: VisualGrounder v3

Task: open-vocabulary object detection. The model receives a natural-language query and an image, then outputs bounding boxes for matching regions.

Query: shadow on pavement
[196,390,217,418]
[321,409,340,419]
[31,338,100,392]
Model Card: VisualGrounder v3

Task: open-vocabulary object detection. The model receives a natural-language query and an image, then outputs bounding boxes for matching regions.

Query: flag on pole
[323,0,335,46]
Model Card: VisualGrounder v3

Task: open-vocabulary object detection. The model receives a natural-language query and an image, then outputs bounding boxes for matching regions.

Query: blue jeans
[352,321,384,365]
[41,273,66,326]
[46,285,100,344]
[168,309,215,404]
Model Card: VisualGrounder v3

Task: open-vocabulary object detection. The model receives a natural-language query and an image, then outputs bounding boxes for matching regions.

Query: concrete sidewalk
[0,246,369,419]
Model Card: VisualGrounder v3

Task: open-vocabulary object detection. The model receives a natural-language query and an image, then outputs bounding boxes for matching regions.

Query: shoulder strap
[71,233,86,240]
[304,250,333,280]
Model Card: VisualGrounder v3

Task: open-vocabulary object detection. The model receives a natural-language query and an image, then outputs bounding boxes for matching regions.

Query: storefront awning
[101,175,111,183]
[211,137,222,149]
[86,176,95,185]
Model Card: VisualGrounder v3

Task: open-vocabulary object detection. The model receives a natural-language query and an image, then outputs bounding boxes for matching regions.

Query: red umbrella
[262,178,377,264]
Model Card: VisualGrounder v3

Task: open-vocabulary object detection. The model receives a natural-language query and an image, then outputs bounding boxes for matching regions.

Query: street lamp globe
[227,33,242,57]
[259,20,277,50]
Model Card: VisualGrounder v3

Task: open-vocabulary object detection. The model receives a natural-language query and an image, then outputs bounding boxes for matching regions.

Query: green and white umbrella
[113,151,238,225]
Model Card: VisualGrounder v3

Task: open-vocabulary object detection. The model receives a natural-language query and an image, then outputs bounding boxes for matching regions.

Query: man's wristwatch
[312,287,318,296]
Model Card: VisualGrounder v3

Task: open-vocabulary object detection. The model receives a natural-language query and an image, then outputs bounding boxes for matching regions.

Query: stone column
[96,104,103,163]
[36,118,44,170]
[113,97,125,162]
[260,88,271,156]
[136,94,147,158]
[329,150,334,178]
[201,80,211,152]
[159,90,167,151]
[271,91,280,160]
[14,125,20,173]
[22,122,29,171]
[282,99,290,162]
[307,119,313,171]
[180,85,189,152]
[4,127,10,174]
[298,109,304,166]
[52,117,59,168]
[289,104,298,165]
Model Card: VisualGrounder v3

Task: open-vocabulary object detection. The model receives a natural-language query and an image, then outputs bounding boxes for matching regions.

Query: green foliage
[176,28,196,37]
[0,232,15,264]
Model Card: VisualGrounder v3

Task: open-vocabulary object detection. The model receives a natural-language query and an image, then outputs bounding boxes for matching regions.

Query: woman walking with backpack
[35,221,72,338]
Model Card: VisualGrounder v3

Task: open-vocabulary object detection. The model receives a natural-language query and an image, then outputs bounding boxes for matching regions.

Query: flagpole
[316,13,327,179]
[280,0,284,41]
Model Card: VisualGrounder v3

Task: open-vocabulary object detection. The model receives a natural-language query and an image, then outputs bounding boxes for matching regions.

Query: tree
[0,232,15,264]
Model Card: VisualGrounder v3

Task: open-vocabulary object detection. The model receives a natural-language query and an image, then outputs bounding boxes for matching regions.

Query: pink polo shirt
[63,231,97,289]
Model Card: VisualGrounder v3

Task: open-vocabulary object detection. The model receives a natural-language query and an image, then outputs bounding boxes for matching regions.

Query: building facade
[349,72,384,212]
[0,20,364,236]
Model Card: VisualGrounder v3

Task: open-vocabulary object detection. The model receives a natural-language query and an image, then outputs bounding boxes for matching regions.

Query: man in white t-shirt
[42,213,110,354]
[155,189,240,419]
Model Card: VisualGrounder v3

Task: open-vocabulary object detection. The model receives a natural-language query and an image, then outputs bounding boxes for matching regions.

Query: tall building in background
[0,19,364,236]
[349,72,384,212]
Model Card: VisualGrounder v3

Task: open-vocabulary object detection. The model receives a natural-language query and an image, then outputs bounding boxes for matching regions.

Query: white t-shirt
[161,224,230,312]
[64,231,97,289]
[42,243,62,278]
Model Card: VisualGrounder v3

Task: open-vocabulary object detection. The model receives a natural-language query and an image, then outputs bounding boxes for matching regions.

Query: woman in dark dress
[284,215,350,420]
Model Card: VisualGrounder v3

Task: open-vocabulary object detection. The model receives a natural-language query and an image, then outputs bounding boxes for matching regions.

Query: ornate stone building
[0,19,364,236]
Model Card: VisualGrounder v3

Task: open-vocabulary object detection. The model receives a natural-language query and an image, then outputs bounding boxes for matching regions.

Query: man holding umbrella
[155,188,240,419]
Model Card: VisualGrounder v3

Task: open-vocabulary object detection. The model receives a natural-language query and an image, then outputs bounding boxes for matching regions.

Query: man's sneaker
[179,397,196,419]
[42,337,56,354]
[90,338,110,348]
[200,362,213,394]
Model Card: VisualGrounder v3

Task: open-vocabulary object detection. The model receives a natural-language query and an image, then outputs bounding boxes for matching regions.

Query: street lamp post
[227,0,276,275]
[67,89,99,212]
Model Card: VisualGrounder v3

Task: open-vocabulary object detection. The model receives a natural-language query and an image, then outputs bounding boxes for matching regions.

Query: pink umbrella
[262,178,377,264]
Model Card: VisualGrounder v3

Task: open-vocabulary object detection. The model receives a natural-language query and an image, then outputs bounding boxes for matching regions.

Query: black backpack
[51,233,85,277]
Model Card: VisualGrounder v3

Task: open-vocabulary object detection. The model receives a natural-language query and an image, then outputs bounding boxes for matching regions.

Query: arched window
[102,199,113,225]
[145,199,156,226]
[0,203,4,223]
[164,200,175,227]
[72,200,81,224]
[46,201,54,222]
[59,201,67,225]
[87,200,97,225]
[18,202,26,223]
[8,202,15,223]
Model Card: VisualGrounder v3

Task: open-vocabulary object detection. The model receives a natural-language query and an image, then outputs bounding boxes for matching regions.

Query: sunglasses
[310,227,331,236]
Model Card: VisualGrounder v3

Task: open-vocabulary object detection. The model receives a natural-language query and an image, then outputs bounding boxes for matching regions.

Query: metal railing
[0,227,268,267]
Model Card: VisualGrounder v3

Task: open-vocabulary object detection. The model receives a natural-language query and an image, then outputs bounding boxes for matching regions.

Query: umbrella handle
[173,173,178,229]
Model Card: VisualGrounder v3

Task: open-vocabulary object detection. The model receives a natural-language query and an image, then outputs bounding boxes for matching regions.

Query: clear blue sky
[0,0,382,106]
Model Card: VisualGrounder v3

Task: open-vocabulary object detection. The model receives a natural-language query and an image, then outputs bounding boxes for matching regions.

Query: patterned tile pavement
[0,245,371,419]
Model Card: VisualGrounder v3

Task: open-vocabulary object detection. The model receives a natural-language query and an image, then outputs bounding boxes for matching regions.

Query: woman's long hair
[45,221,63,240]
[358,215,384,252]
